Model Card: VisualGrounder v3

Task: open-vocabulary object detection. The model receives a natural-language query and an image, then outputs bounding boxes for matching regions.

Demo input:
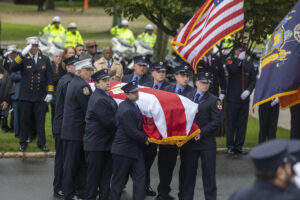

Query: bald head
[103,46,113,60]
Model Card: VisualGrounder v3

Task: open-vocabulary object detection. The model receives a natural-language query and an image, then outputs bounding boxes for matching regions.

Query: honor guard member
[52,56,77,199]
[179,72,222,200]
[229,139,298,200]
[258,98,279,144]
[122,56,153,85]
[196,49,227,100]
[155,65,196,200]
[225,43,256,155]
[3,45,18,73]
[110,81,150,200]
[137,24,157,48]
[64,22,84,48]
[290,104,300,139]
[142,61,170,196]
[61,58,94,200]
[11,36,54,152]
[84,69,118,200]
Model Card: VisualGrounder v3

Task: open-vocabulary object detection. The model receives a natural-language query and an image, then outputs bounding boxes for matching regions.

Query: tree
[45,0,55,10]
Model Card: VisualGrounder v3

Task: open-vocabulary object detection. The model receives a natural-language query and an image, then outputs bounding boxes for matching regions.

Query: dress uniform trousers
[143,143,157,187]
[85,151,112,200]
[290,104,300,139]
[258,103,279,143]
[110,154,146,200]
[19,100,46,147]
[226,102,249,151]
[63,140,86,199]
[53,134,64,192]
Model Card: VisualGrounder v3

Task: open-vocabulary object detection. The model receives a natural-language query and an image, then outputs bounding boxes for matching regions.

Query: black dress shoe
[155,194,175,200]
[2,127,9,133]
[145,186,156,196]
[236,148,247,155]
[19,145,27,152]
[71,195,83,200]
[38,145,49,152]
[26,136,33,143]
[227,148,235,155]
[53,190,64,199]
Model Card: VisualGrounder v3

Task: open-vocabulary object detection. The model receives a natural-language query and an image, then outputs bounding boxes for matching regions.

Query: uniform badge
[42,65,46,70]
[159,62,163,65]
[39,56,42,60]
[184,66,188,70]
[27,56,30,59]
[216,100,222,110]
[83,87,90,95]
[27,65,32,69]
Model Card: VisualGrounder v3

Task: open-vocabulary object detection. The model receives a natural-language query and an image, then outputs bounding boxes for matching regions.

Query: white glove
[240,90,250,100]
[4,51,12,57]
[219,93,225,101]
[293,162,300,189]
[89,82,96,92]
[238,51,246,60]
[22,44,32,56]
[44,94,53,103]
[270,97,279,107]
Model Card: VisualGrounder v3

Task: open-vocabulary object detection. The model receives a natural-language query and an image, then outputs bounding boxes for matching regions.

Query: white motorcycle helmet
[52,16,61,23]
[121,19,129,27]
[145,24,154,31]
[68,22,77,29]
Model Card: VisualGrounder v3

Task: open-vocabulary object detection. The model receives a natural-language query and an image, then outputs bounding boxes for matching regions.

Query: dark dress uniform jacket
[192,92,222,150]
[121,73,153,85]
[197,55,226,96]
[10,53,54,102]
[52,72,74,135]
[226,58,256,104]
[164,84,195,100]
[143,80,170,91]
[84,88,118,151]
[61,75,92,141]
[111,98,148,159]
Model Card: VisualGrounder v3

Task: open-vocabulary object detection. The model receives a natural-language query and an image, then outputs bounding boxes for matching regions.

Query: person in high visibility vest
[43,16,66,44]
[137,24,157,48]
[64,22,84,48]
[223,35,234,49]
[110,19,135,46]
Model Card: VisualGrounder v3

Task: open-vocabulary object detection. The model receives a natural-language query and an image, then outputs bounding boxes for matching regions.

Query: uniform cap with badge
[74,58,94,71]
[121,81,139,93]
[175,65,191,75]
[134,56,149,67]
[249,139,289,172]
[64,56,78,66]
[195,72,212,83]
[151,62,166,72]
[287,140,300,165]
[26,37,39,45]
[91,69,110,82]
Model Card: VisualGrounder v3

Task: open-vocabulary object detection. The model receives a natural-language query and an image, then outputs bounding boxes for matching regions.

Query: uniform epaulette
[48,85,54,92]
[14,55,23,64]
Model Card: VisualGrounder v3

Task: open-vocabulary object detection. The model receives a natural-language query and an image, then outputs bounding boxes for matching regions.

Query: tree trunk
[45,0,55,10]
[112,5,121,27]
[152,27,169,62]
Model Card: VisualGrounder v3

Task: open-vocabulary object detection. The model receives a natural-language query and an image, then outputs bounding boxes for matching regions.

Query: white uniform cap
[68,22,77,28]
[26,36,39,45]
[7,45,17,52]
[145,24,154,30]
[121,19,129,26]
[52,16,61,23]
[74,58,94,71]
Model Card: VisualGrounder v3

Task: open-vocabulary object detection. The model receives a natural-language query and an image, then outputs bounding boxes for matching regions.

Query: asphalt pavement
[0,153,254,200]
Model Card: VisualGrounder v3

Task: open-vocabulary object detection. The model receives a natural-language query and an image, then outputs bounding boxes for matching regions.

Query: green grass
[0,4,36,12]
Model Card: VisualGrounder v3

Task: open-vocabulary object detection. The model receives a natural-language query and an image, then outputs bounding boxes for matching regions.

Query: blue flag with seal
[253,0,300,109]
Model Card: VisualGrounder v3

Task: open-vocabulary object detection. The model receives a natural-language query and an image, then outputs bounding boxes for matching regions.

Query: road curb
[0,148,252,158]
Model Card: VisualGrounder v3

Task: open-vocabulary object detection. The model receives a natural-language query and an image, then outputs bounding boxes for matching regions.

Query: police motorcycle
[38,32,65,60]
[111,37,154,75]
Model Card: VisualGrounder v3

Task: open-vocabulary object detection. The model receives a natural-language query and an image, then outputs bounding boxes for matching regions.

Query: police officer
[110,19,135,46]
[156,65,195,200]
[229,139,298,200]
[122,56,153,85]
[137,24,157,48]
[179,72,222,200]
[142,62,171,196]
[110,81,149,200]
[43,16,66,44]
[84,69,118,200]
[61,58,94,200]
[196,49,226,99]
[11,37,54,152]
[258,98,279,143]
[290,104,300,139]
[52,56,77,199]
[225,43,256,155]
[64,22,84,48]
[3,45,18,73]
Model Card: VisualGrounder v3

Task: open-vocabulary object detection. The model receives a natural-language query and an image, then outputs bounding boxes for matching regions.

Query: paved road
[0,154,254,200]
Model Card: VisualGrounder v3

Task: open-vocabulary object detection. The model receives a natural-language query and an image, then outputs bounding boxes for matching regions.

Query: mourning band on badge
[216,100,222,110]
[83,87,90,95]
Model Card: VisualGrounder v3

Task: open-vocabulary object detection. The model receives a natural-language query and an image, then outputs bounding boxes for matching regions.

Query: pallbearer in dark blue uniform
[290,104,300,139]
[179,72,222,200]
[84,69,118,200]
[121,56,153,85]
[61,58,94,200]
[229,139,297,200]
[10,37,54,152]
[52,56,77,199]
[156,65,195,200]
[143,62,170,196]
[110,81,150,200]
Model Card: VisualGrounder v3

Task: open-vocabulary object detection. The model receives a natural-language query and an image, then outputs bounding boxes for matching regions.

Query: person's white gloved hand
[44,94,53,103]
[240,90,250,100]
[89,82,96,92]
[3,51,12,57]
[293,162,300,189]
[270,97,279,107]
[219,93,225,101]
[22,44,32,56]
[238,51,246,60]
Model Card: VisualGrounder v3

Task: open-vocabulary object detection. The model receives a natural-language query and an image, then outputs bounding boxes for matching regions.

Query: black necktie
[134,76,138,83]
[194,93,200,102]
[178,88,182,95]
[154,85,158,89]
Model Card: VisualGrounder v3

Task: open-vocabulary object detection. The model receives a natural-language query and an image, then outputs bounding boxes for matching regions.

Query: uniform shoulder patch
[216,100,222,110]
[226,60,233,65]
[82,86,90,95]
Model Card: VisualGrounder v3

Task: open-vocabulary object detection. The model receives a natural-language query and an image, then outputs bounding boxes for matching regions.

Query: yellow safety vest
[110,25,135,46]
[64,30,84,48]
[42,24,66,44]
[137,32,157,48]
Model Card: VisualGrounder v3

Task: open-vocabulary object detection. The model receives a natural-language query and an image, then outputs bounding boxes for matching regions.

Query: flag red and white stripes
[171,0,244,71]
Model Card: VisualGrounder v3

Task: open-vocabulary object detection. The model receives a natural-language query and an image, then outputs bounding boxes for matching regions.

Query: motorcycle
[38,33,65,60]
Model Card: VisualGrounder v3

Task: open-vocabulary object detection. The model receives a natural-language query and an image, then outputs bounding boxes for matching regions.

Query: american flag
[171,0,244,72]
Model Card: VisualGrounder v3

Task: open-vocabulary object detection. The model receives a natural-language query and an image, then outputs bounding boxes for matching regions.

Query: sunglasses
[87,45,97,48]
